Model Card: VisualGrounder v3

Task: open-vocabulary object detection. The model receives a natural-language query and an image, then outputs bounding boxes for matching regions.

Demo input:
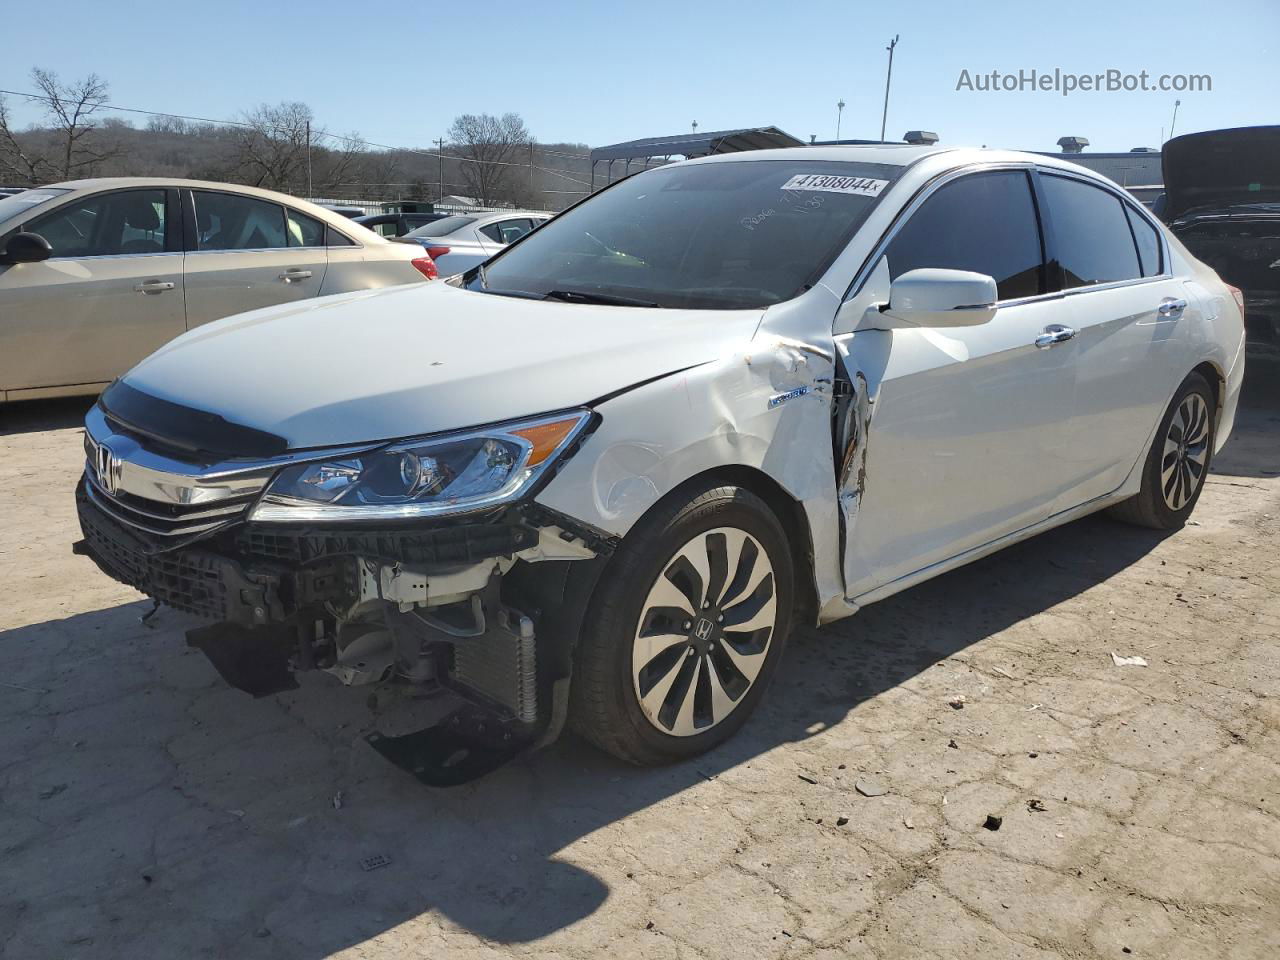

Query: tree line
[0,68,585,209]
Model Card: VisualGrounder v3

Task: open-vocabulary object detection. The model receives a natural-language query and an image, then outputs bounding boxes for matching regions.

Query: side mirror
[0,231,53,265]
[880,268,998,328]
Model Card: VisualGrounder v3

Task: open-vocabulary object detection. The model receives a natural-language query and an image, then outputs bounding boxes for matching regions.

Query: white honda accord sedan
[73,145,1245,781]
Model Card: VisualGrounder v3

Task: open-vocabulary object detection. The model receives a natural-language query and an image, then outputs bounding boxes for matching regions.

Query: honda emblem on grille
[96,440,123,496]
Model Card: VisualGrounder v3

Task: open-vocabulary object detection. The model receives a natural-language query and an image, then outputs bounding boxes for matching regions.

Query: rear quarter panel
[319,243,425,295]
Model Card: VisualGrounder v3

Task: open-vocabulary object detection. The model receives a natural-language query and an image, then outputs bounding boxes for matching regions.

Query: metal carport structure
[588,126,804,192]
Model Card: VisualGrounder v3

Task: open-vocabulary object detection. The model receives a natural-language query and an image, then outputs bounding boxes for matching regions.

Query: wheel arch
[1190,358,1224,425]
[635,463,820,627]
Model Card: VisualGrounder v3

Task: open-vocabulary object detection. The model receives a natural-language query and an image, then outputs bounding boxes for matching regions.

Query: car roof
[676,145,1132,195]
[464,210,549,225]
[33,177,388,240]
[679,144,1111,177]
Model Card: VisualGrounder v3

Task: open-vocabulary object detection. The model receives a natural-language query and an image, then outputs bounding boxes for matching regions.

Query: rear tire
[568,484,794,766]
[1107,371,1215,529]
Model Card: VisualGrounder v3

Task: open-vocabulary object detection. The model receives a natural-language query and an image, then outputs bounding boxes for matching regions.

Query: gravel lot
[2,397,1278,959]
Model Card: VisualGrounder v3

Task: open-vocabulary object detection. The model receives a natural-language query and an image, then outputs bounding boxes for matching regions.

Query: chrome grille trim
[84,469,251,523]
[83,478,244,537]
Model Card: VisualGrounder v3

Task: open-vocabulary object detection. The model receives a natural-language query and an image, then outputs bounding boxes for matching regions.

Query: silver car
[0,179,434,403]
[397,210,550,276]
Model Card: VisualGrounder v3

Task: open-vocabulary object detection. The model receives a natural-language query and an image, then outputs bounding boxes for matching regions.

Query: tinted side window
[497,218,534,243]
[287,209,325,247]
[479,222,503,243]
[326,225,355,247]
[1125,204,1162,277]
[1042,175,1141,287]
[883,171,1043,300]
[193,192,287,251]
[27,189,167,259]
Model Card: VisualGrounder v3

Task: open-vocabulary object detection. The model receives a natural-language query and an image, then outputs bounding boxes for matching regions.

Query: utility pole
[305,120,312,197]
[1168,99,1182,141]
[529,139,535,202]
[880,35,899,143]
[836,99,846,140]
[433,137,445,203]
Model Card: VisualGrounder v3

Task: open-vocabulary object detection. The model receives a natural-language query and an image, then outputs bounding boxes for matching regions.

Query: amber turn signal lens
[511,417,582,466]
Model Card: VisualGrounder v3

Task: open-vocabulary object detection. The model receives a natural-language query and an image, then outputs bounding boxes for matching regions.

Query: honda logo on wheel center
[694,618,714,640]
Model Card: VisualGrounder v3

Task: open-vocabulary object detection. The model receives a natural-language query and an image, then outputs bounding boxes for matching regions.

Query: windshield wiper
[543,289,660,308]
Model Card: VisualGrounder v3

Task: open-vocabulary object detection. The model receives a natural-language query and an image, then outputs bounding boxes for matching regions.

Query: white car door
[1037,172,1207,509]
[838,169,1078,599]
[0,187,185,396]
[182,190,328,328]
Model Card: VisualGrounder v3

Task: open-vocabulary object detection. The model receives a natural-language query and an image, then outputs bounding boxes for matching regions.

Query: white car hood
[121,282,762,449]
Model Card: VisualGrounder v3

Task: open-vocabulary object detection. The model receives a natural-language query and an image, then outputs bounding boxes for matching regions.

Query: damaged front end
[74,401,611,785]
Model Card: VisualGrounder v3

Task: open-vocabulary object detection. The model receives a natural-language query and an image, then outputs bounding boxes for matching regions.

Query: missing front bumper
[74,477,605,783]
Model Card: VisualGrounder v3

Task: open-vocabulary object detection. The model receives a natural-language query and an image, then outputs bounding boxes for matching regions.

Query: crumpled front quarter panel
[536,289,847,616]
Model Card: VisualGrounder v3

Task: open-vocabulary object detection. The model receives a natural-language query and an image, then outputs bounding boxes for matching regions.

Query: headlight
[249,410,592,522]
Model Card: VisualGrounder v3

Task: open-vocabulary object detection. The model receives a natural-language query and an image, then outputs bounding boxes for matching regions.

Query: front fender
[535,337,845,619]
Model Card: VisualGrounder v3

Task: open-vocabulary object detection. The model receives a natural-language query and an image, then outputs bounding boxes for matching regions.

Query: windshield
[0,188,71,227]
[470,160,900,309]
[404,215,476,238]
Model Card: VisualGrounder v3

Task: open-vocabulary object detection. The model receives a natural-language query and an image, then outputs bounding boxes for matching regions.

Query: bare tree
[447,112,532,206]
[313,131,366,194]
[231,102,313,192]
[30,68,119,179]
[0,94,52,184]
[146,114,190,135]
[356,149,401,197]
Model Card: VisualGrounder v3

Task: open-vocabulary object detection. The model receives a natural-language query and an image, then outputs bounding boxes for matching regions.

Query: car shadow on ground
[2,506,1178,956]
[3,404,1274,956]
[0,396,94,436]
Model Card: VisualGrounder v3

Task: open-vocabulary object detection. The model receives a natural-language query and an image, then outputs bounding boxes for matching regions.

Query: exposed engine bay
[75,475,613,785]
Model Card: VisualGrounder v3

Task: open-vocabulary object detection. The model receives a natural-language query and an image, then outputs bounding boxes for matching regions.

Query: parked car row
[0,179,436,402]
[68,144,1244,782]
[394,210,551,275]
[353,211,450,237]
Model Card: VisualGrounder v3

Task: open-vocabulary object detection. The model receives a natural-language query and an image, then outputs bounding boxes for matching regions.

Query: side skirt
[849,487,1133,609]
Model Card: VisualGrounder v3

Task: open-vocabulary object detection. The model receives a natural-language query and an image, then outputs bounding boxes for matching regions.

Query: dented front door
[835,297,1078,601]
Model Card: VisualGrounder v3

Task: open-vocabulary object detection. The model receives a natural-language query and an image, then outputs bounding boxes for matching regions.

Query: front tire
[568,484,794,766]
[1108,371,1216,529]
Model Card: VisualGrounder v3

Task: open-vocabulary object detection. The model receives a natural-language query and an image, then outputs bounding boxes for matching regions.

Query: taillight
[425,245,451,260]
[410,257,438,280]
[1226,283,1245,319]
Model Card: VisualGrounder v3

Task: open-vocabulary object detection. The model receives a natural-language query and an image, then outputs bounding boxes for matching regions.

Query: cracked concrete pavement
[1,398,1278,959]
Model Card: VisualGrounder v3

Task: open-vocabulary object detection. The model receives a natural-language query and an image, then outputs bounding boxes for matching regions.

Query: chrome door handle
[134,280,175,294]
[1034,324,1076,348]
[279,269,313,283]
[1157,297,1188,317]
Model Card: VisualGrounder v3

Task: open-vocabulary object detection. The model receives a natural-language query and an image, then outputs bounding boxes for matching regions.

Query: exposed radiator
[452,608,537,724]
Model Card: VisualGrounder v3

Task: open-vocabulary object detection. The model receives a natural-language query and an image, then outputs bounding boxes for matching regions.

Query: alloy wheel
[1161,392,1210,511]
[631,527,777,737]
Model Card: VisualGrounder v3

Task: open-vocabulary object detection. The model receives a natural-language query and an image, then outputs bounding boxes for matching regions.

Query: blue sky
[3,0,1276,154]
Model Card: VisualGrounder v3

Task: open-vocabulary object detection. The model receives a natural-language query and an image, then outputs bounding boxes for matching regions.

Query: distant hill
[4,119,597,212]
